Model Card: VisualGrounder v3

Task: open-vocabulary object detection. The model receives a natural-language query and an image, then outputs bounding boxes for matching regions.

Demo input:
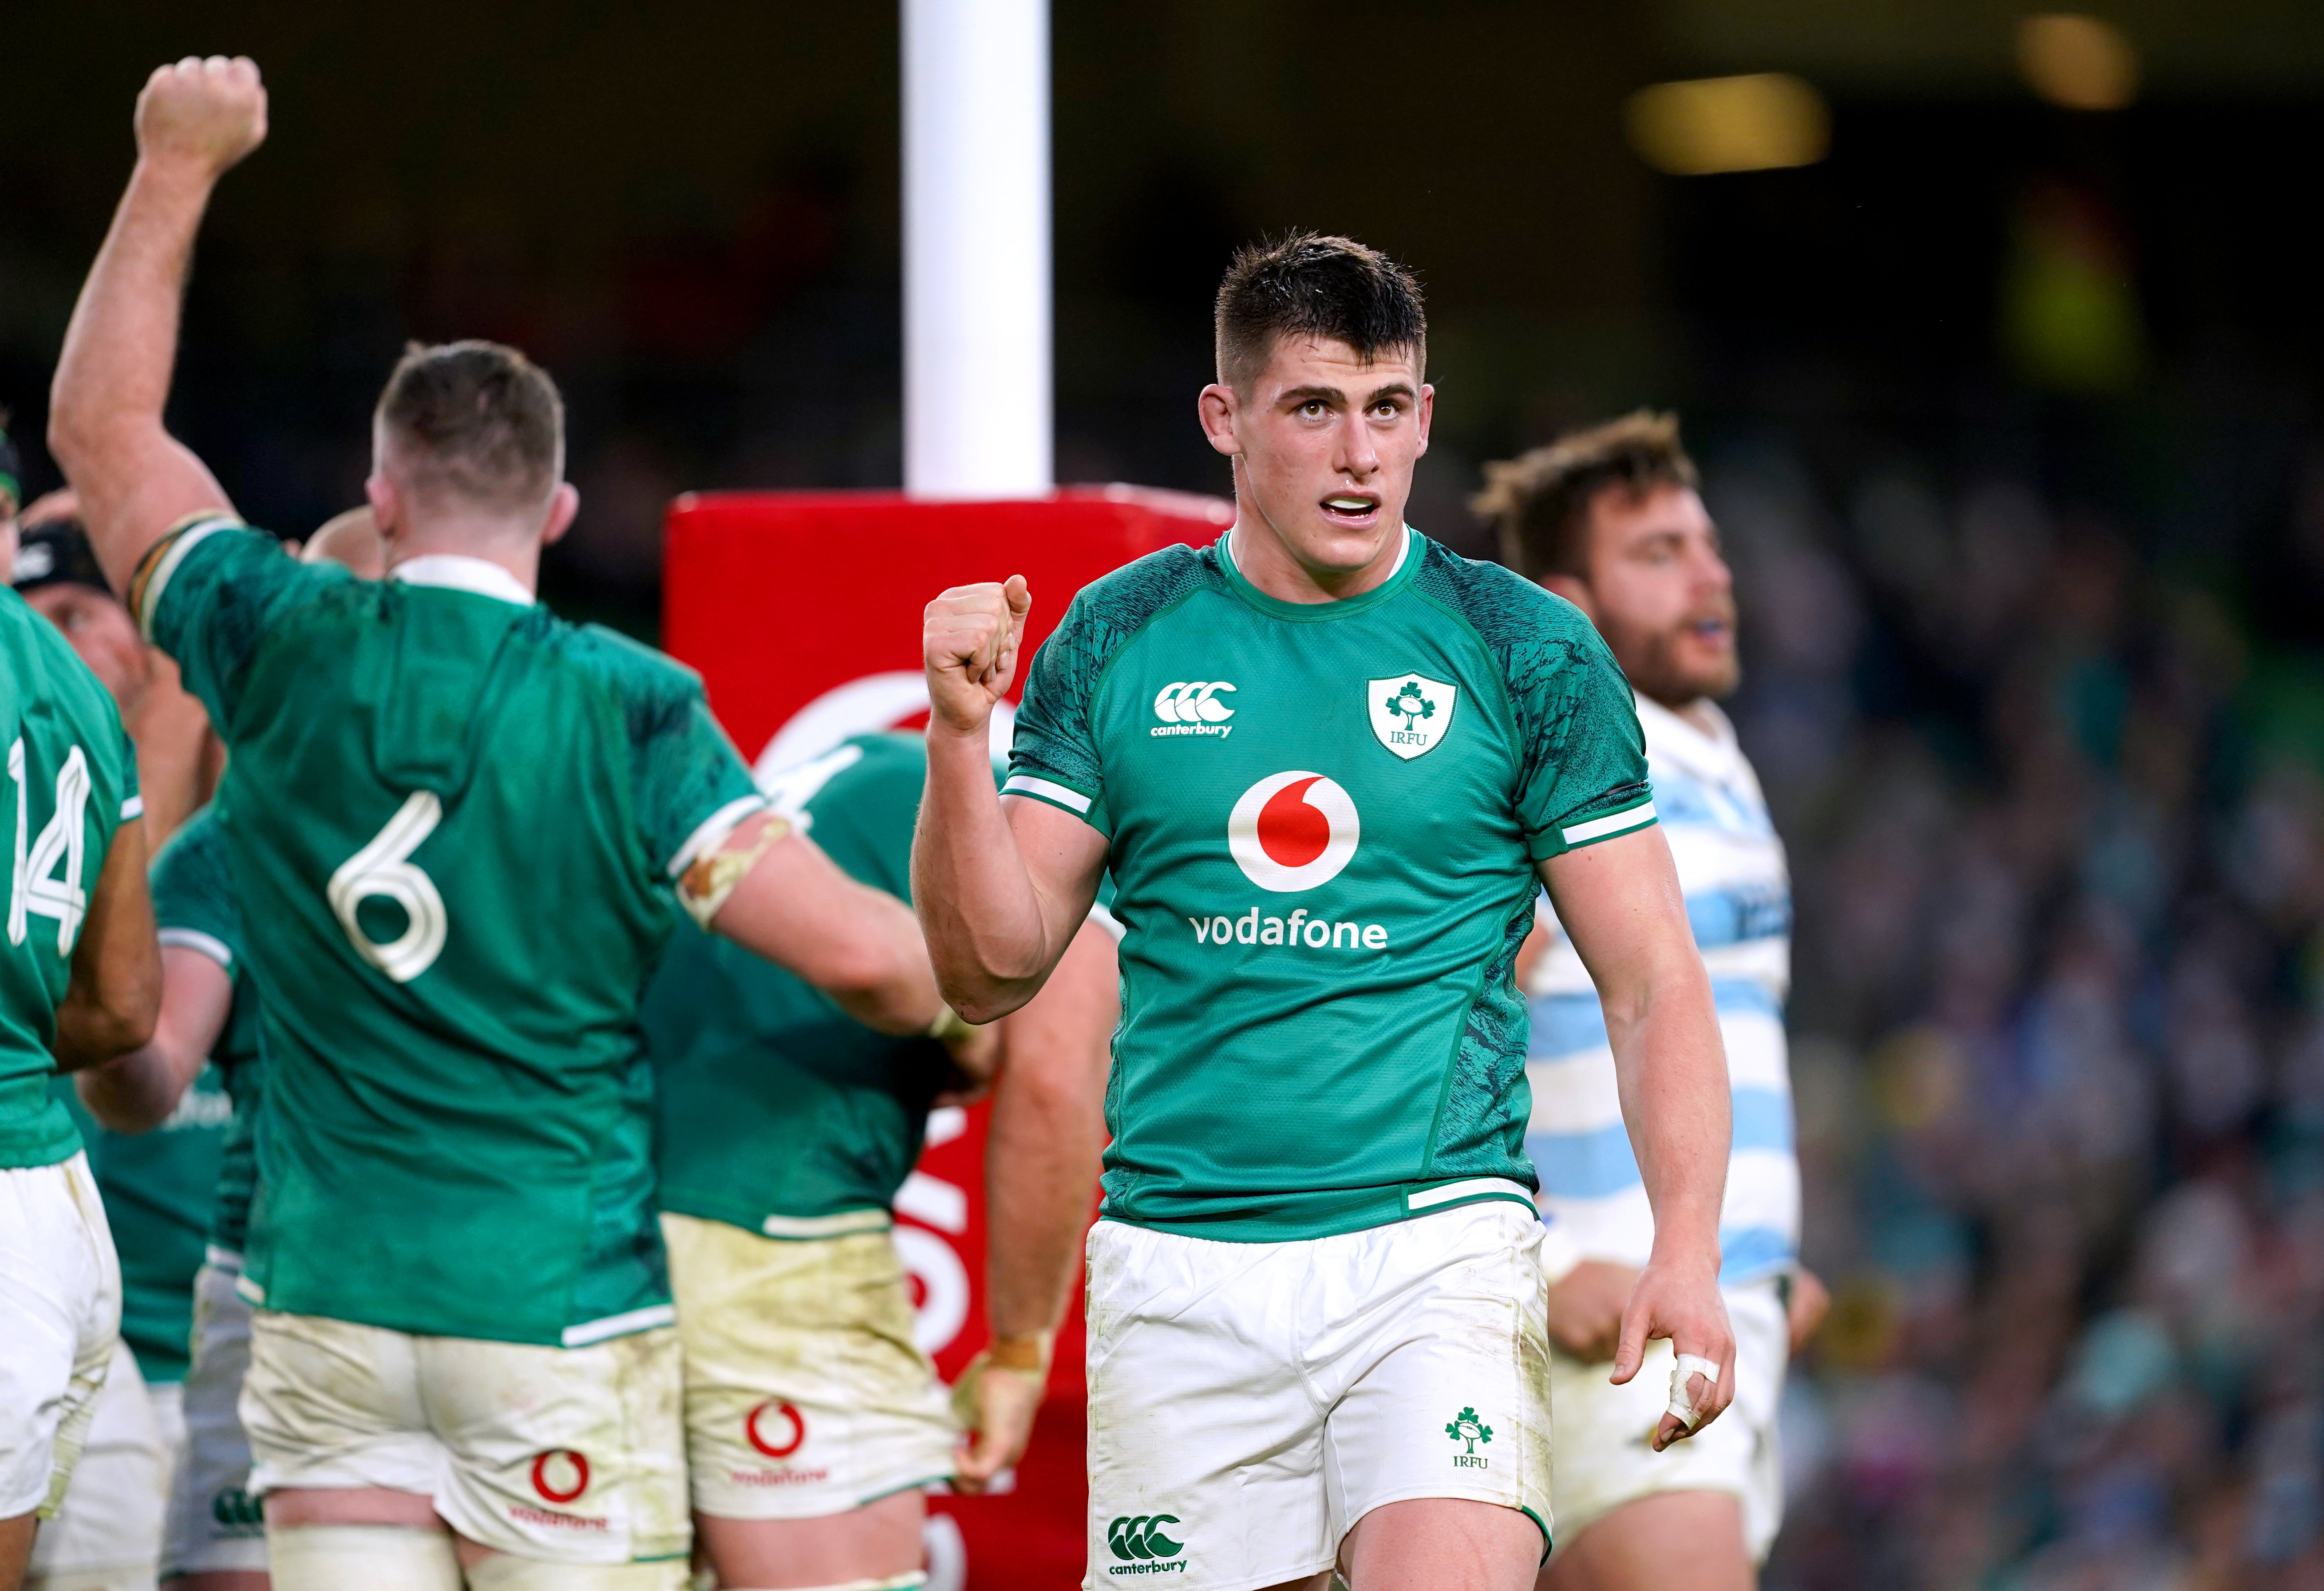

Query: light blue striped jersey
[1525,696,1797,1285]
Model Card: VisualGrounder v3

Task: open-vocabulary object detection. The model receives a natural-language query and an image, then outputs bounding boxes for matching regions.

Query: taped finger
[1667,1352,1719,1431]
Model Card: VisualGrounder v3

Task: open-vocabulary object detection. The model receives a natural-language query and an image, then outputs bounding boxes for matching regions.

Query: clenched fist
[136,56,267,179]
[924,576,1031,735]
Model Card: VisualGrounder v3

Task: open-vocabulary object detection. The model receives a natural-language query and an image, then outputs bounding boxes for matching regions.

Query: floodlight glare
[1624,73,1832,178]
[2018,14,2140,111]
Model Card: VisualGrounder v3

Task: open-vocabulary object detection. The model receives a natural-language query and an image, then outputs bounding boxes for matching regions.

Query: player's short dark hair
[1474,410,1700,582]
[1214,233,1426,392]
[375,340,564,512]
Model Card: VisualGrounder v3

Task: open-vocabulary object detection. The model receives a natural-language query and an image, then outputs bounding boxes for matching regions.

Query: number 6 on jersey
[328,790,448,983]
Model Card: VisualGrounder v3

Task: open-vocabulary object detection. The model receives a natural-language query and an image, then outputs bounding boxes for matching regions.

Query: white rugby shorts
[24,1338,175,1587]
[1547,1276,1790,1563]
[162,1256,267,1578]
[1083,1198,1552,1591]
[661,1212,956,1520]
[0,1153,123,1522]
[239,1309,688,1567]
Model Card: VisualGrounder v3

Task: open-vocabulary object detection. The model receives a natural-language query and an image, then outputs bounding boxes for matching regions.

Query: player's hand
[923,576,1030,735]
[1544,1259,1639,1364]
[1786,1265,1830,1354]
[1610,1253,1735,1452]
[949,1336,1050,1494]
[135,56,268,179]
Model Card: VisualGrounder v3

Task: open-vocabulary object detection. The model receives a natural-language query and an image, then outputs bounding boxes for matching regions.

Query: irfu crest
[1368,673,1458,760]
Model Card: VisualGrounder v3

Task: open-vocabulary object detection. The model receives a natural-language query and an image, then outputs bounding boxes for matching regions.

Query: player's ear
[1541,574,1594,620]
[1415,383,1434,455]
[363,472,397,540]
[1198,383,1241,459]
[541,482,580,546]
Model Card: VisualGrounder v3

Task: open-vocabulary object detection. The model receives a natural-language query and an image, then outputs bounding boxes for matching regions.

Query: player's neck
[1645,692,1723,739]
[1225,515,1406,606]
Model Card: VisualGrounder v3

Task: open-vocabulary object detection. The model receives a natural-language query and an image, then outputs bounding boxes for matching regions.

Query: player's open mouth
[1320,495,1379,522]
[1688,616,1733,646]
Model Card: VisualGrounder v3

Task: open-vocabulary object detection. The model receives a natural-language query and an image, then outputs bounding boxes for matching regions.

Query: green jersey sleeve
[150,811,245,978]
[1006,546,1211,838]
[574,626,766,878]
[1421,557,1653,860]
[1517,615,1656,859]
[134,517,328,729]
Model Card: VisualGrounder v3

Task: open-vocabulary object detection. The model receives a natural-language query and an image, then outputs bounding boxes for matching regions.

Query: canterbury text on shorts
[1083,1199,1551,1590]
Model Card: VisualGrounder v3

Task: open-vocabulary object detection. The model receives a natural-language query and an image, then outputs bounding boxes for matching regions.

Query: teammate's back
[144,521,761,1342]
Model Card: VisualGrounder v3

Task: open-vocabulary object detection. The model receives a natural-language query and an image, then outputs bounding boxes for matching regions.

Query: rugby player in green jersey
[0,553,161,1590]
[916,235,1739,1591]
[14,512,234,1591]
[52,57,967,1591]
[647,732,1115,1591]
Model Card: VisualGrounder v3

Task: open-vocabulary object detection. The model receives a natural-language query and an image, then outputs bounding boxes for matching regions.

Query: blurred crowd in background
[1706,434,2324,1591]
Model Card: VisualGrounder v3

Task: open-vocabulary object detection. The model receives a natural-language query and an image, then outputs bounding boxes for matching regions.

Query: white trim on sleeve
[120,795,144,821]
[1561,801,1658,848]
[158,927,234,970]
[664,794,770,879]
[136,517,241,642]
[1002,774,1091,814]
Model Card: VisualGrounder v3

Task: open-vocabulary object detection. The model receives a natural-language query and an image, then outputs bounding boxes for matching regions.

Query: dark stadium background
[10,4,2324,1586]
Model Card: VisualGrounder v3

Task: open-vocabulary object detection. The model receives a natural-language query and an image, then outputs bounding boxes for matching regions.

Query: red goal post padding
[662,485,1232,1590]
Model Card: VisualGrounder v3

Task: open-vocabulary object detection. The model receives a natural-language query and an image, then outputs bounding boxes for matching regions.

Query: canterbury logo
[1109,1514,1186,1560]
[1152,681,1235,724]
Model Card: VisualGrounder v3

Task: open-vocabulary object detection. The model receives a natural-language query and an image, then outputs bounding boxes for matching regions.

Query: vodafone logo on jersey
[1229,772,1360,892]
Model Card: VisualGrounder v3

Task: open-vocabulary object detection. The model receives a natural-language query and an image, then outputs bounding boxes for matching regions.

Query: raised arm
[1539,824,1735,1451]
[75,943,232,1131]
[48,56,266,594]
[694,812,946,1038]
[51,822,161,1072]
[952,916,1117,1492]
[913,578,1109,1021]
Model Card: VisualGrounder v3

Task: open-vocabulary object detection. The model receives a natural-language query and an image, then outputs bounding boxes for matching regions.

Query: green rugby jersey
[138,524,765,1346]
[0,588,143,1169]
[57,1061,230,1381]
[1006,528,1653,1241]
[149,807,265,1258]
[649,733,958,1238]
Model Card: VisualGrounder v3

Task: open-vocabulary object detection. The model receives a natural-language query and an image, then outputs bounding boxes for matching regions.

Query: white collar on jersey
[1221,522,1413,582]
[389,554,537,608]
[1634,693,1745,786]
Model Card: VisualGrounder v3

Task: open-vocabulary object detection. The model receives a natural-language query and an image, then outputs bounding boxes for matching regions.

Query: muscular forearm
[910,724,1068,1021]
[75,1041,195,1132]
[1607,952,1729,1268]
[984,923,1113,1337]
[819,887,948,1037]
[50,155,223,591]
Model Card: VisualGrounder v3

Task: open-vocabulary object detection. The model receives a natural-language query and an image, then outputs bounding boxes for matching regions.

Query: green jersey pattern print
[649,732,962,1236]
[140,521,764,1346]
[0,588,142,1169]
[1006,529,1652,1242]
[148,807,265,1258]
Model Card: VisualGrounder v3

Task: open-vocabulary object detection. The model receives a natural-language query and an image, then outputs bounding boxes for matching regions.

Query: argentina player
[1482,415,1828,1591]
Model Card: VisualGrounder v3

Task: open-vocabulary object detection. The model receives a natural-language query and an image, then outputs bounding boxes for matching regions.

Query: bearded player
[52,58,966,1591]
[647,730,1115,1591]
[1478,414,1828,1591]
[915,234,1737,1591]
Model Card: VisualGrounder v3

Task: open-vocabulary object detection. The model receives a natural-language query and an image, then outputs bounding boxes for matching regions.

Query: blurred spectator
[1691,442,2324,1590]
